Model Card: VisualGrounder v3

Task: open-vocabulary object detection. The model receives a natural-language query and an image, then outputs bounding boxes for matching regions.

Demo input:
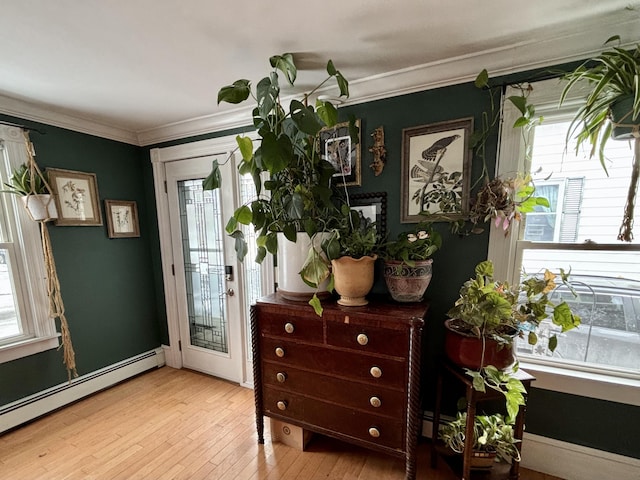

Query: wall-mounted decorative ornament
[368,126,386,176]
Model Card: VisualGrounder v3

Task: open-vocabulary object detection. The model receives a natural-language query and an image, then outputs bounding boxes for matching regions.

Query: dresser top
[255,292,428,323]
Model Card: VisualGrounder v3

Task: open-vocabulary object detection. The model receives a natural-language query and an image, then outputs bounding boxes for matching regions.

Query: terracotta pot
[611,95,640,140]
[331,255,377,306]
[444,319,515,370]
[383,259,433,302]
[20,194,58,222]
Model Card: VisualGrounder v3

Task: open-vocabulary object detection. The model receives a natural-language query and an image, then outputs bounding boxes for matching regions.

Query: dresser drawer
[261,337,407,389]
[257,311,323,343]
[262,362,405,417]
[263,386,404,449]
[324,319,409,357]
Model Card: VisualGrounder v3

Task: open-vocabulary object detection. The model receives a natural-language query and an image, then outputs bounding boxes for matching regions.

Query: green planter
[611,95,640,140]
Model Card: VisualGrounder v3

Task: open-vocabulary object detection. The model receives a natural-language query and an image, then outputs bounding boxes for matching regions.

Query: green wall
[0,117,161,404]
[144,71,640,460]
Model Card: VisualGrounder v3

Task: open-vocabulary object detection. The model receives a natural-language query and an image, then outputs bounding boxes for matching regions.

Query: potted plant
[560,35,640,241]
[1,163,58,221]
[379,222,442,302]
[308,205,380,308]
[439,412,521,468]
[445,259,581,420]
[206,53,356,304]
[462,70,548,236]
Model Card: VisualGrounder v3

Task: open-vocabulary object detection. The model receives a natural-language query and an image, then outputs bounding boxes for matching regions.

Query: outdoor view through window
[516,117,640,374]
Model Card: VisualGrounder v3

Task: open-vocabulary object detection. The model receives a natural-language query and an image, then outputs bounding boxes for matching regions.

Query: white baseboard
[0,348,165,433]
[422,416,640,480]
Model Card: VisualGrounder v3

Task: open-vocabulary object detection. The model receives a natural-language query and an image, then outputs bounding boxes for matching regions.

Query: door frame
[150,132,260,382]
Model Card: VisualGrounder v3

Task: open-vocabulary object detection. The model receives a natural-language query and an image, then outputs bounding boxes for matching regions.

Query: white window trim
[488,79,640,405]
[0,125,58,363]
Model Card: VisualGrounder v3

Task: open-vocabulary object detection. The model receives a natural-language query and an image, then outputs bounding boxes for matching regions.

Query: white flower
[417,230,429,240]
[407,234,417,242]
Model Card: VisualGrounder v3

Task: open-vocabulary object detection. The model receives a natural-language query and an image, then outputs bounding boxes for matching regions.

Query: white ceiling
[0,1,639,145]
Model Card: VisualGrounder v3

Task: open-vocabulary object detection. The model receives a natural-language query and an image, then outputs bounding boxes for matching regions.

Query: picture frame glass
[46,168,103,226]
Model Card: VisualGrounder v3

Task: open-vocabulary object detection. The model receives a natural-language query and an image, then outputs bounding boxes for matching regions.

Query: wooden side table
[430,359,535,479]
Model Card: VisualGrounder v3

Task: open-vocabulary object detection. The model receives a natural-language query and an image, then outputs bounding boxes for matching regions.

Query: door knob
[226,288,234,296]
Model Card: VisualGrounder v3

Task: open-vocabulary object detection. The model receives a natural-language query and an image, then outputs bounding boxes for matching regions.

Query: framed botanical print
[104,200,140,238]
[400,117,473,223]
[46,168,103,226]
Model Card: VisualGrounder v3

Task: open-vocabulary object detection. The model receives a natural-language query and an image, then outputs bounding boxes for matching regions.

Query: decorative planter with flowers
[380,222,441,302]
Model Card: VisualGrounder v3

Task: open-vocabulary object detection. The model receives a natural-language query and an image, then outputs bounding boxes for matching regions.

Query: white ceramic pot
[20,194,58,222]
[276,232,330,301]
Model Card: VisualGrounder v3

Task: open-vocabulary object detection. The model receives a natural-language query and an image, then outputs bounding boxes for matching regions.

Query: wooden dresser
[251,293,427,480]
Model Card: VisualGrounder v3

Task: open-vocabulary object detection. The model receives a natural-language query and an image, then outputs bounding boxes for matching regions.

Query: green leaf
[508,95,528,115]
[225,216,238,234]
[308,294,323,316]
[527,331,538,345]
[326,59,337,76]
[549,335,558,352]
[475,69,489,88]
[316,100,338,126]
[290,100,324,136]
[513,116,530,128]
[255,246,267,264]
[236,136,254,161]
[261,131,292,173]
[270,53,297,85]
[265,232,278,254]
[217,79,251,104]
[234,205,253,225]
[283,224,297,242]
[202,160,221,190]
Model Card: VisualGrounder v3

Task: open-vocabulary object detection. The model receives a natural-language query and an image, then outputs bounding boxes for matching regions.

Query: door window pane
[177,180,228,353]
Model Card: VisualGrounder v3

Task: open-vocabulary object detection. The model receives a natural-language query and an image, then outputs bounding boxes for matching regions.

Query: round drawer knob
[357,333,369,345]
[276,372,287,383]
[368,427,380,438]
[284,322,295,334]
[277,400,287,411]
[370,366,382,378]
[275,347,285,358]
[369,396,382,408]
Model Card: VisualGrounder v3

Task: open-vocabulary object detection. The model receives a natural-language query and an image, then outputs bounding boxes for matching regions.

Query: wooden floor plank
[0,367,563,480]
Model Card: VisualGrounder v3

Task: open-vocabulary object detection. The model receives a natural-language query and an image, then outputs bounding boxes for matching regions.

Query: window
[0,126,58,363]
[489,80,640,399]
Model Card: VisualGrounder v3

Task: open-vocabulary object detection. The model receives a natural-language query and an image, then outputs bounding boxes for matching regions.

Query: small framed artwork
[400,117,473,223]
[350,192,387,237]
[46,168,103,226]
[104,200,140,238]
[318,119,362,186]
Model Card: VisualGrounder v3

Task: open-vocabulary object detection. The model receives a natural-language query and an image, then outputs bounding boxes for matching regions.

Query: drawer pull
[276,372,287,383]
[369,366,382,378]
[369,396,382,408]
[368,427,380,438]
[356,333,369,346]
[275,347,285,358]
[284,322,295,334]
[277,400,288,411]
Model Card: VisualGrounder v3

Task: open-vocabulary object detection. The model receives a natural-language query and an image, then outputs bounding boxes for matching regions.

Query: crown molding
[0,94,139,145]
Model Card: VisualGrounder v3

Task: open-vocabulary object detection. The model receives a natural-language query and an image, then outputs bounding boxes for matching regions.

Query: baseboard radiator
[422,414,640,480]
[0,347,165,434]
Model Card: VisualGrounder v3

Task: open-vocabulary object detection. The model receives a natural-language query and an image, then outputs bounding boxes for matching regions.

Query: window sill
[0,335,60,364]
[519,360,640,406]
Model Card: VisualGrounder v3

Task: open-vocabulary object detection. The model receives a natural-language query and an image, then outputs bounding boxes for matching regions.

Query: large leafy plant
[205,53,356,263]
[1,163,50,196]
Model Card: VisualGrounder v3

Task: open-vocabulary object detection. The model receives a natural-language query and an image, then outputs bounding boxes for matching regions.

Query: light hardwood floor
[0,367,562,479]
